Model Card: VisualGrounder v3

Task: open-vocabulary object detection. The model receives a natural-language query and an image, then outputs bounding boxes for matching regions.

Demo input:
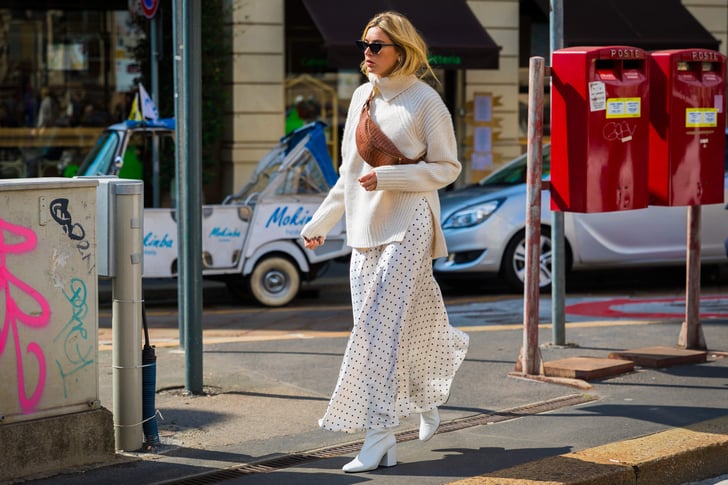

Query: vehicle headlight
[442,200,502,229]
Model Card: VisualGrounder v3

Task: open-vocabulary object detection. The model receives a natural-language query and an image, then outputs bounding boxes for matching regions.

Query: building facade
[224,0,526,192]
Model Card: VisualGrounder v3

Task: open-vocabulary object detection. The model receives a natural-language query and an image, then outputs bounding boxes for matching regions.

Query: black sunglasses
[355,40,396,54]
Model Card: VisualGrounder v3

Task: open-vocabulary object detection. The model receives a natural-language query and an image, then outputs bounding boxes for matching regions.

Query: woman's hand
[358,171,378,191]
[303,236,324,250]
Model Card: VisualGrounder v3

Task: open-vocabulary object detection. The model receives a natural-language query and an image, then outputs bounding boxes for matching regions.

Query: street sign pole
[550,0,567,346]
[171,0,203,392]
[150,13,160,208]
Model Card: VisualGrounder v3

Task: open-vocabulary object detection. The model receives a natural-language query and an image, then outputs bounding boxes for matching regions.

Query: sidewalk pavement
[25,288,728,485]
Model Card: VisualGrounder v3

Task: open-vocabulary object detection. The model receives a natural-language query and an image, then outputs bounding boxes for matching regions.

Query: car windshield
[479,144,551,187]
[76,130,121,176]
[224,146,286,204]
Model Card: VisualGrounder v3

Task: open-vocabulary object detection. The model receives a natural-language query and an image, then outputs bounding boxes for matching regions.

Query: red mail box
[648,49,726,206]
[551,46,650,213]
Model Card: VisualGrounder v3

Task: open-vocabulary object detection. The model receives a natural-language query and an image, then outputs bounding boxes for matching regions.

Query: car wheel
[248,256,301,307]
[501,227,553,292]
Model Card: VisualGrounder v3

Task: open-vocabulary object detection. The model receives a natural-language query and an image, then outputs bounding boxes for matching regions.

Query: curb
[448,415,728,485]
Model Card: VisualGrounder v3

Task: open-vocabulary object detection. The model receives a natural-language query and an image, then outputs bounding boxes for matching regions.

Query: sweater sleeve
[374,96,461,192]
[300,174,346,241]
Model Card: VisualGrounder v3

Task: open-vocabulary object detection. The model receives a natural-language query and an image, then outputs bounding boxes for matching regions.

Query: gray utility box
[0,177,99,423]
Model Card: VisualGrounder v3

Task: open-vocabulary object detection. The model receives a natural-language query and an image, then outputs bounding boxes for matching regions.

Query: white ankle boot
[419,408,440,441]
[342,428,397,473]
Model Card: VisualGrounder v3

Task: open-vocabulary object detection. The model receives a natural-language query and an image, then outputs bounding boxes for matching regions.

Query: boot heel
[380,446,397,467]
[342,428,397,472]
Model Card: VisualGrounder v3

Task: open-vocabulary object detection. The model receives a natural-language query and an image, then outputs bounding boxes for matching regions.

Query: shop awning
[564,0,720,51]
[300,0,500,69]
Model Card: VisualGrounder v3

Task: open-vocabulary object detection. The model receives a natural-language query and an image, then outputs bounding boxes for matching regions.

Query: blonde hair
[359,11,438,82]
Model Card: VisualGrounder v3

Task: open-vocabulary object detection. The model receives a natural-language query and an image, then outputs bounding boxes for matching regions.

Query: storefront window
[0,6,143,178]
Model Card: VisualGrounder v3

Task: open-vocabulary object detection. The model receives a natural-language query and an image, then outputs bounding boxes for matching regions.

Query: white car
[434,141,728,291]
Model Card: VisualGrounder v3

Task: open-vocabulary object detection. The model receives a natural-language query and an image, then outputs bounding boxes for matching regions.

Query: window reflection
[0,7,143,178]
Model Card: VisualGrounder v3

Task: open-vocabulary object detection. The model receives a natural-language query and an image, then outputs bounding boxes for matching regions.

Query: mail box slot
[648,48,726,206]
[551,46,650,213]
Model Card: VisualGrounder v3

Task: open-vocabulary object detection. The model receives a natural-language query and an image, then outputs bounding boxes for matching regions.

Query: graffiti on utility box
[0,182,98,423]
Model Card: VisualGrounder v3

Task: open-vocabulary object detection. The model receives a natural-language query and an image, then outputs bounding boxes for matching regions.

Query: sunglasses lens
[355,40,383,54]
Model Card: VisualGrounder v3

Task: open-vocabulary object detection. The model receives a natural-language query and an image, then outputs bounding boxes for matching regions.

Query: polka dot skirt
[319,198,470,433]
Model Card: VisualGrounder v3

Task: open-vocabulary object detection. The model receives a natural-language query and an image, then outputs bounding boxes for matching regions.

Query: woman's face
[362,26,399,77]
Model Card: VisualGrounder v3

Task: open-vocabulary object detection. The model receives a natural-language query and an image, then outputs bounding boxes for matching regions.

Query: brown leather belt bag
[355,92,420,168]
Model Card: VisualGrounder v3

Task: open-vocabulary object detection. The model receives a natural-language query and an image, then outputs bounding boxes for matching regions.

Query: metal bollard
[109,181,144,451]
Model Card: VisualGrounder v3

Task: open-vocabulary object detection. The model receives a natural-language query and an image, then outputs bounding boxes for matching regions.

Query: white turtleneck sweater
[301,73,461,259]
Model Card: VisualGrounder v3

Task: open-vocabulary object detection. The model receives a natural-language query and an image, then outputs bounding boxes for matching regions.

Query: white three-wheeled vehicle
[77,120,349,306]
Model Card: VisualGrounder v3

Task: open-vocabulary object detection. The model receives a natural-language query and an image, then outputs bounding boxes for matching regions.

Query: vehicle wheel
[248,256,300,307]
[501,227,553,292]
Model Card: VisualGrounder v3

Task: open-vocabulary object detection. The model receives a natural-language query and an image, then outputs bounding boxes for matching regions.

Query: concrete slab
[609,346,707,368]
[449,415,728,485]
[543,356,635,380]
[0,408,116,482]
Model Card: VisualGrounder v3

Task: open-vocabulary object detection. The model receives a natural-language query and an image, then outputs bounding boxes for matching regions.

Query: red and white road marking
[566,295,728,319]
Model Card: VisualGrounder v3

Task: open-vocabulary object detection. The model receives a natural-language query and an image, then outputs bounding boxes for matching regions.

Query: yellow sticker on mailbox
[605,98,641,118]
[685,108,718,127]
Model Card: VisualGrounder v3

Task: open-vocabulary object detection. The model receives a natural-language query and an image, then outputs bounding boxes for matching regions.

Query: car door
[567,175,728,267]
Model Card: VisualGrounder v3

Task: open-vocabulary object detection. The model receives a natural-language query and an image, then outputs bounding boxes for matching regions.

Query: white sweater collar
[368,73,418,101]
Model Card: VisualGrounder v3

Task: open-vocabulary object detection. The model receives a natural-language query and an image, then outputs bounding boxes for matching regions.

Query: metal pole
[151,15,161,208]
[550,0,566,346]
[172,0,186,347]
[679,205,706,349]
[180,0,204,393]
[111,180,144,451]
[520,56,545,376]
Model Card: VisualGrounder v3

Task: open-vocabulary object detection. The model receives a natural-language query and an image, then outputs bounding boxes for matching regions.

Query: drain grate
[156,393,595,484]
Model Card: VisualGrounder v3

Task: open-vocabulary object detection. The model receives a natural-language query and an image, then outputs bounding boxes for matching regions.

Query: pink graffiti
[0,217,50,413]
